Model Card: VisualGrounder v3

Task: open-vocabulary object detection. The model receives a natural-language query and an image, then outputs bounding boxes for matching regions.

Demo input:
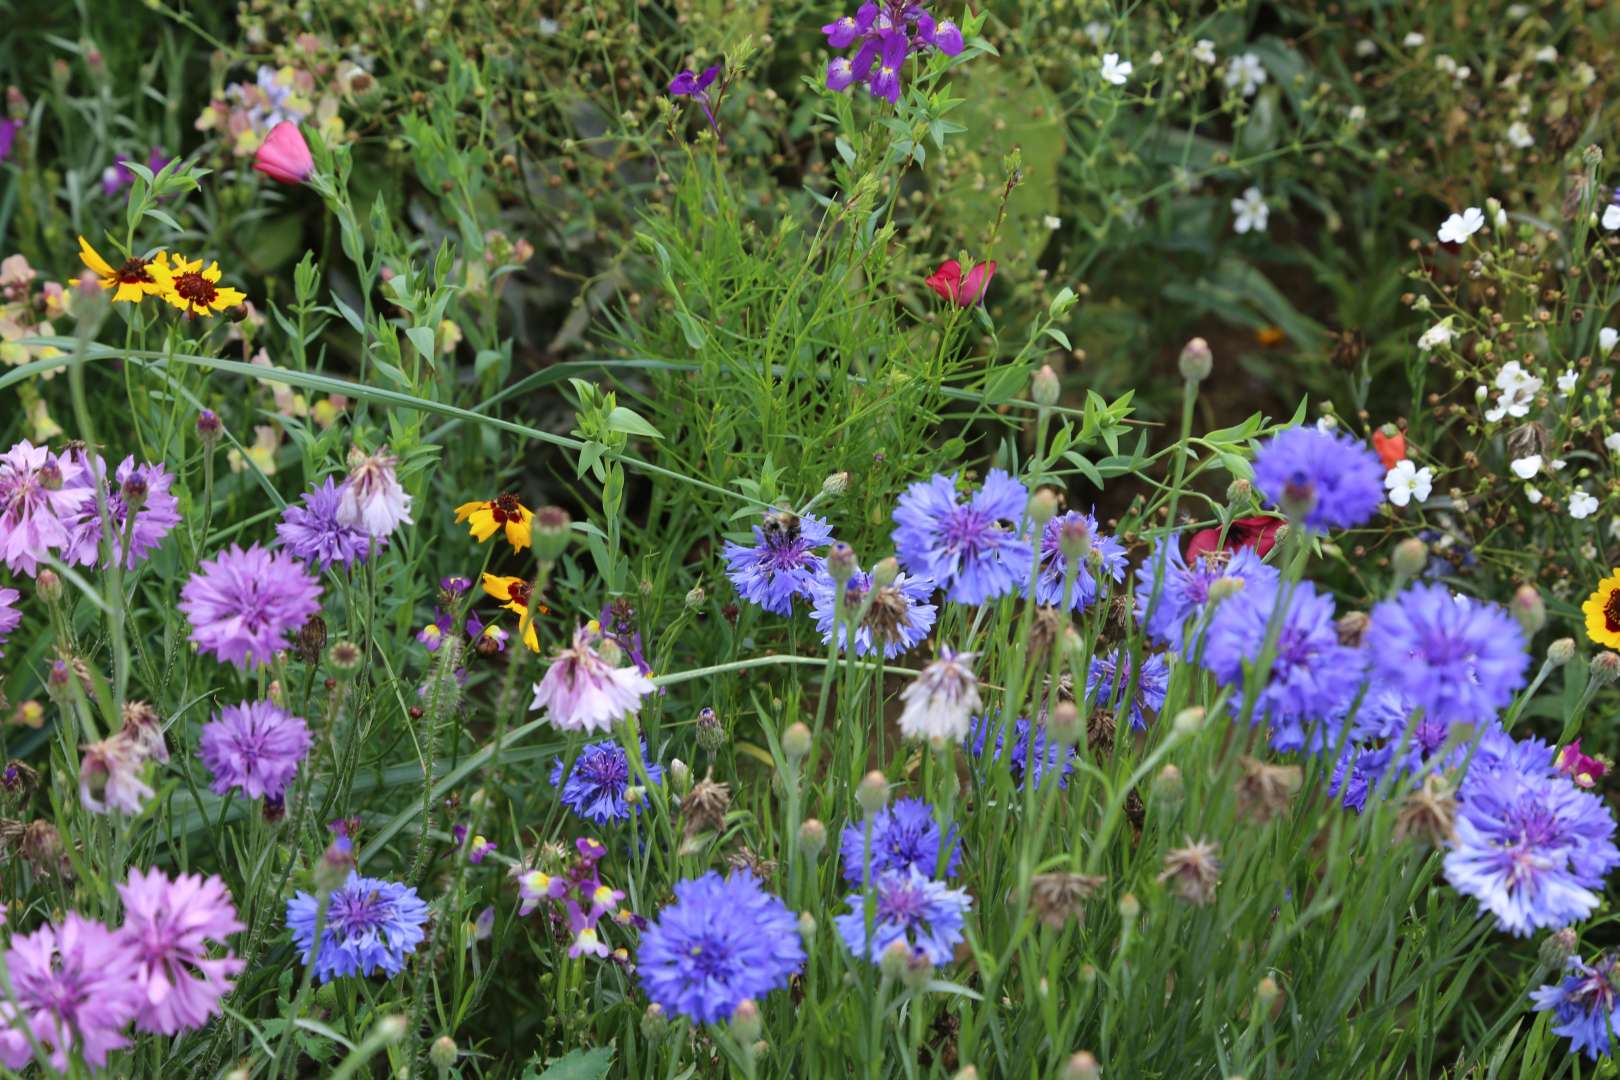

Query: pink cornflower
[530,625,656,734]
[0,439,91,576]
[0,914,143,1071]
[336,446,413,539]
[116,867,245,1035]
[0,585,20,656]
[178,544,323,669]
[80,734,155,816]
[252,120,314,184]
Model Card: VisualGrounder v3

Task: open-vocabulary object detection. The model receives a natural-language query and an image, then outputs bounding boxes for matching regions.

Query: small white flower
[1603,205,1620,231]
[1570,491,1600,520]
[1231,186,1269,234]
[1601,327,1619,355]
[1558,368,1578,394]
[1610,517,1620,541]
[1437,207,1485,244]
[1510,455,1542,479]
[1605,432,1620,455]
[1551,458,1567,471]
[1149,50,1164,66]
[1193,39,1217,65]
[1043,215,1062,231]
[1402,32,1425,48]
[1434,55,1457,76]
[1417,319,1455,351]
[1101,53,1133,86]
[538,17,559,35]
[1482,360,1543,423]
[1506,122,1534,149]
[1315,416,1339,433]
[1534,45,1559,63]
[1525,485,1543,505]
[1576,62,1597,88]
[1354,39,1378,59]
[1384,460,1433,507]
[1348,104,1366,124]
[1084,21,1109,46]
[1225,53,1267,97]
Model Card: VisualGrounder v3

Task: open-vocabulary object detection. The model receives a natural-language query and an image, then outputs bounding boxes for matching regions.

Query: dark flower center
[1604,588,1620,634]
[504,580,532,606]
[173,271,217,306]
[491,494,522,524]
[115,257,153,285]
[579,749,629,790]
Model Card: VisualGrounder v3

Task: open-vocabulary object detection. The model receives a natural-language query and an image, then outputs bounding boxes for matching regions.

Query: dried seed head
[1027,871,1107,929]
[1158,837,1221,906]
[681,770,732,839]
[1335,611,1370,647]
[1394,773,1457,847]
[1235,756,1302,822]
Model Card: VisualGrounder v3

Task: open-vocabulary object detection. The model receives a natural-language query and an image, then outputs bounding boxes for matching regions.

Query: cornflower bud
[1547,638,1575,667]
[532,506,572,562]
[856,770,888,815]
[1062,1052,1101,1080]
[1028,489,1059,525]
[1178,337,1213,382]
[1031,364,1061,406]
[1510,584,1546,635]
[822,471,850,497]
[827,541,857,584]
[196,409,223,448]
[798,818,827,859]
[783,722,812,762]
[1392,537,1427,578]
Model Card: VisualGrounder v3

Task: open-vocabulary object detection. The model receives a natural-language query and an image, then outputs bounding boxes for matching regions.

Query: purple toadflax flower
[722,508,834,615]
[1201,578,1366,752]
[551,738,664,824]
[197,700,313,801]
[0,586,19,656]
[62,454,181,570]
[0,914,143,1071]
[839,796,962,884]
[893,470,1033,605]
[638,870,805,1024]
[179,543,322,669]
[1086,648,1170,731]
[809,563,936,657]
[1531,953,1620,1061]
[835,864,971,965]
[1251,426,1386,532]
[101,146,173,196]
[276,476,375,570]
[822,2,965,104]
[1364,582,1528,732]
[0,438,92,576]
[669,64,724,135]
[117,867,245,1035]
[530,624,657,734]
[1030,509,1127,611]
[286,871,430,982]
[1135,537,1279,652]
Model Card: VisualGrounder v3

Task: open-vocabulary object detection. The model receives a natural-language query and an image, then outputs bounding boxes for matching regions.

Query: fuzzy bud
[428,1035,458,1071]
[871,556,900,589]
[1392,538,1427,578]
[827,541,857,585]
[1547,638,1575,667]
[195,409,223,448]
[532,506,572,562]
[1178,337,1213,382]
[685,583,706,610]
[1028,489,1059,525]
[1048,702,1082,746]
[640,1003,671,1043]
[1206,577,1245,603]
[696,706,725,752]
[1062,1052,1102,1080]
[1226,477,1252,506]
[669,758,692,796]
[1031,364,1061,407]
[314,835,355,894]
[798,818,827,859]
[822,470,850,497]
[783,722,812,762]
[1058,514,1092,562]
[1172,707,1205,735]
[1510,584,1546,635]
[856,770,889,815]
[798,911,816,942]
[730,999,762,1043]
[1152,763,1185,807]
[35,568,61,605]
[1117,893,1140,922]
[1593,651,1620,686]
[1540,927,1579,970]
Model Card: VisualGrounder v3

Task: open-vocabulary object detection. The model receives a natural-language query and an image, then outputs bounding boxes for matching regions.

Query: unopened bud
[119,473,148,511]
[798,818,827,858]
[429,1035,458,1071]
[641,1003,671,1042]
[871,557,900,588]
[1028,489,1059,525]
[730,999,762,1043]
[36,568,61,604]
[1048,702,1081,745]
[314,836,355,894]
[1062,1052,1102,1080]
[1032,364,1061,407]
[532,506,572,561]
[1510,584,1546,635]
[1153,763,1184,806]
[1392,538,1427,578]
[953,1068,980,1080]
[696,706,725,752]
[685,583,706,610]
[880,939,912,980]
[1226,477,1252,505]
[857,770,888,815]
[1583,144,1603,167]
[1207,577,1245,602]
[375,1014,407,1041]
[827,541,857,584]
[1540,926,1579,969]
[1172,707,1205,735]
[669,758,692,795]
[822,470,850,497]
[1178,337,1213,382]
[1118,893,1140,922]
[1547,638,1575,666]
[783,722,812,762]
[1059,514,1091,561]
[196,409,223,448]
[798,911,816,941]
[1593,652,1620,685]
[1257,977,1281,1010]
[901,946,934,991]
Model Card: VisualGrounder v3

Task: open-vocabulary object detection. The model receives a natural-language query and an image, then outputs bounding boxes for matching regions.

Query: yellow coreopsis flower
[480,572,545,652]
[456,494,534,551]
[150,254,247,318]
[1582,569,1620,650]
[77,235,165,303]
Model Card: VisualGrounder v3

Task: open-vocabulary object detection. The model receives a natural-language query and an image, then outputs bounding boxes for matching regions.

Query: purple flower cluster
[894,470,1032,605]
[638,870,805,1024]
[197,699,313,801]
[518,838,636,961]
[839,797,962,884]
[964,714,1077,790]
[1134,537,1279,651]
[1251,426,1385,532]
[722,509,834,615]
[822,2,965,104]
[1031,510,1128,611]
[62,454,181,570]
[551,738,663,824]
[286,871,430,982]
[0,439,92,576]
[276,476,375,570]
[179,543,323,669]
[1086,648,1170,732]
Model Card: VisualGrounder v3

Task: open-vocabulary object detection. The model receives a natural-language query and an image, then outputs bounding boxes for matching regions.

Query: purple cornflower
[0,586,19,656]
[669,64,723,134]
[62,455,181,570]
[835,865,971,965]
[1531,954,1620,1061]
[1086,648,1170,732]
[809,565,937,658]
[638,871,805,1024]
[893,470,1033,605]
[101,146,173,196]
[1135,538,1280,651]
[116,867,245,1035]
[1201,579,1366,753]
[197,700,313,801]
[964,714,1077,790]
[1030,510,1127,611]
[822,2,965,103]
[1365,583,1528,732]
[1251,426,1385,532]
[1444,739,1620,936]
[722,509,834,615]
[550,738,663,824]
[276,477,375,570]
[839,796,962,884]
[286,871,430,982]
[179,543,323,669]
[0,439,92,576]
[0,914,143,1071]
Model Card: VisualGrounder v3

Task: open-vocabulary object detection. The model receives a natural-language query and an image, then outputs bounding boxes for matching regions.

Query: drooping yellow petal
[504,507,534,551]
[77,235,115,278]
[456,502,501,542]
[112,281,146,304]
[481,573,523,602]
[202,262,221,283]
[210,287,246,312]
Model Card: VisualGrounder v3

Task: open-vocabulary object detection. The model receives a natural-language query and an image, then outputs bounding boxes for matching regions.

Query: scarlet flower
[1185,515,1281,561]
[925,258,996,306]
[252,121,314,185]
[1371,426,1407,469]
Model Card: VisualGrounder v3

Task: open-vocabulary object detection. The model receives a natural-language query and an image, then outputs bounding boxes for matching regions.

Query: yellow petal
[77,236,115,277]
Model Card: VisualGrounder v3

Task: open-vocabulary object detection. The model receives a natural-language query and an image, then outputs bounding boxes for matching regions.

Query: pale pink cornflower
[530,625,656,734]
[116,867,246,1034]
[0,439,91,576]
[79,735,154,816]
[897,646,981,742]
[336,445,413,539]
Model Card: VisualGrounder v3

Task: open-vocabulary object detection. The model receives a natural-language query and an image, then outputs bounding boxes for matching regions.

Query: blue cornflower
[1443,741,1620,936]
[964,714,1077,790]
[1134,537,1279,651]
[835,865,971,966]
[1086,648,1170,732]
[1201,579,1366,753]
[838,797,962,885]
[808,565,937,658]
[275,476,375,571]
[1365,583,1528,732]
[893,470,1033,605]
[1251,426,1385,531]
[1029,510,1127,611]
[637,871,805,1024]
[1328,743,1396,813]
[1531,954,1620,1061]
[722,510,834,616]
[550,738,663,825]
[286,872,430,982]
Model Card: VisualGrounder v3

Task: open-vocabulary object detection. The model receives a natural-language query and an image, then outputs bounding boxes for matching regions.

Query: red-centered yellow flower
[77,236,165,303]
[1582,569,1620,650]
[455,494,534,551]
[480,573,547,652]
[150,253,246,318]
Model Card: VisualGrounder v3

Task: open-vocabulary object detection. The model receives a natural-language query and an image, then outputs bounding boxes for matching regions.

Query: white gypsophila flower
[1384,460,1433,508]
[1437,207,1485,244]
[1225,53,1266,97]
[1193,39,1217,65]
[1525,485,1543,505]
[1354,39,1378,59]
[1483,361,1542,422]
[1348,105,1366,124]
[1083,21,1108,46]
[1605,433,1620,455]
[897,646,981,742]
[1534,45,1558,63]
[1101,53,1132,86]
[1417,319,1454,351]
[1510,455,1542,480]
[1570,491,1600,520]
[1149,50,1164,66]
[1551,458,1567,471]
[1507,122,1534,150]
[1557,369,1578,395]
[1231,186,1269,234]
[1603,205,1620,231]
[1601,327,1620,355]
[1402,32,1425,48]
[1043,215,1062,231]
[1434,55,1457,75]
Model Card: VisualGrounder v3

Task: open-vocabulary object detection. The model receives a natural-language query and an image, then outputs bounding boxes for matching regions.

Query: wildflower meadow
[6,1,1620,1077]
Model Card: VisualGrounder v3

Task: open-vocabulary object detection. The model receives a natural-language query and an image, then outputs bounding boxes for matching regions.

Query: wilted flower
[336,446,412,539]
[897,646,981,741]
[530,625,656,734]
[1158,838,1221,906]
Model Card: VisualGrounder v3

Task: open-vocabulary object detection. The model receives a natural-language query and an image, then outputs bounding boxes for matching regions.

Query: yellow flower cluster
[78,237,245,318]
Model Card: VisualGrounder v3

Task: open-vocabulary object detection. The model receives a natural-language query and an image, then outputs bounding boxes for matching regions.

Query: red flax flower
[1185,515,1281,561]
[926,258,996,306]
